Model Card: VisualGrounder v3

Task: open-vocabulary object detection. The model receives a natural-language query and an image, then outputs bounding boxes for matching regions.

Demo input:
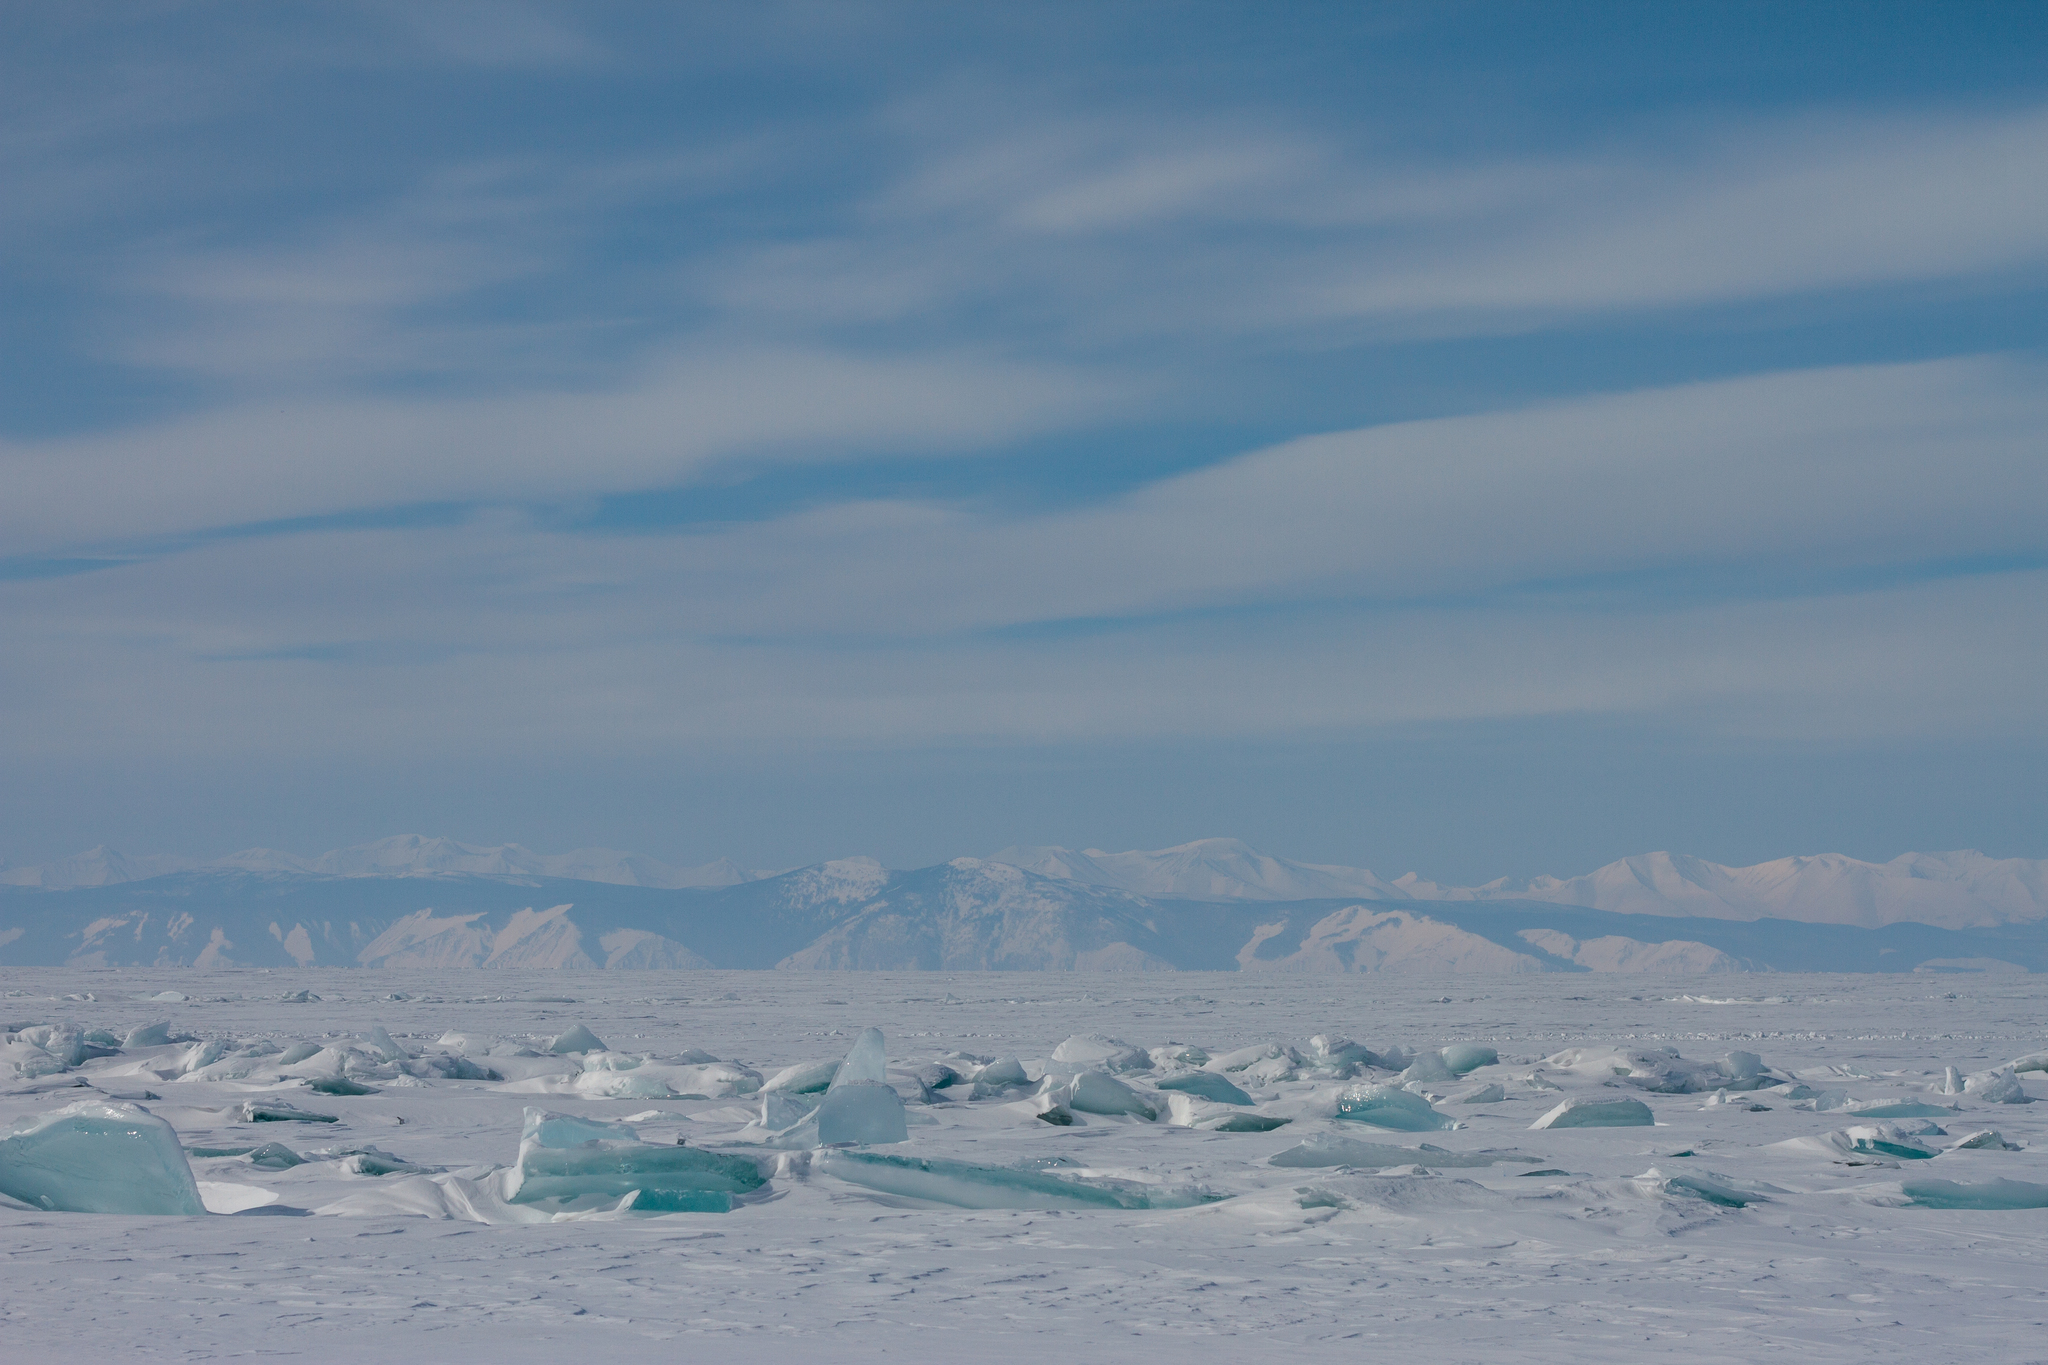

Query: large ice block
[814,1080,909,1144]
[1530,1097,1655,1129]
[0,1100,205,1215]
[1335,1084,1456,1131]
[507,1107,765,1211]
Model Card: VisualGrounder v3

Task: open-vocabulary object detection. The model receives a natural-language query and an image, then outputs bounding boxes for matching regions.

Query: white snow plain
[3,968,2046,1363]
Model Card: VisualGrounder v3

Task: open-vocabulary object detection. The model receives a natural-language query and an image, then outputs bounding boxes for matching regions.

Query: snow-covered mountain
[1391,849,2048,930]
[990,837,1400,902]
[0,845,196,888]
[987,839,2048,930]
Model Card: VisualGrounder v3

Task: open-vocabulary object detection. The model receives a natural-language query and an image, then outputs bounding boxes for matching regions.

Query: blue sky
[3,3,2044,879]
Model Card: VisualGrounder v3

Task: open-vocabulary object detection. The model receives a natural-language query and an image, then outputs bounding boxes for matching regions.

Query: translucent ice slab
[1901,1176,2048,1210]
[813,1150,1216,1211]
[0,1100,205,1215]
[829,1028,889,1089]
[1335,1084,1456,1131]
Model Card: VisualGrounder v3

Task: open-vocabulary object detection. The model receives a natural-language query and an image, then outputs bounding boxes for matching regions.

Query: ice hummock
[1530,1097,1655,1129]
[1335,1084,1456,1131]
[1268,1134,1533,1169]
[548,1024,607,1055]
[812,1150,1215,1210]
[0,1100,206,1215]
[506,1107,765,1213]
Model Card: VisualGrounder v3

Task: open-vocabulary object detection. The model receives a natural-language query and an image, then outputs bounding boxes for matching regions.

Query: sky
[2,2,2045,881]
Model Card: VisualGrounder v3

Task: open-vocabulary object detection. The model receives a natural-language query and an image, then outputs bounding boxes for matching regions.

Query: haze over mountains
[7,834,2042,931]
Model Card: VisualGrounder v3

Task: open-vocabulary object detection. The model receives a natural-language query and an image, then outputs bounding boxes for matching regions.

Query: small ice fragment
[1718,1051,1766,1082]
[910,1063,961,1089]
[244,1142,304,1169]
[306,1076,378,1096]
[829,1028,889,1090]
[815,1081,909,1144]
[1336,1084,1456,1132]
[1530,1097,1654,1129]
[548,1024,607,1055]
[763,1059,841,1094]
[2011,1052,2048,1074]
[123,1021,173,1049]
[1901,1176,2048,1210]
[0,1100,205,1215]
[146,991,188,1002]
[1455,1083,1506,1104]
[276,1041,322,1065]
[1439,1044,1498,1076]
[1941,1066,1965,1095]
[974,1057,1028,1087]
[1155,1072,1253,1105]
[239,1099,339,1124]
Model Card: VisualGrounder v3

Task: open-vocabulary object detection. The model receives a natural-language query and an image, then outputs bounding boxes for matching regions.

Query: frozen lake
[4,968,2045,1362]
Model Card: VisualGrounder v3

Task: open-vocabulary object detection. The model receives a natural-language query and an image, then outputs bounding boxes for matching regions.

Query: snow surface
[3,967,2047,1362]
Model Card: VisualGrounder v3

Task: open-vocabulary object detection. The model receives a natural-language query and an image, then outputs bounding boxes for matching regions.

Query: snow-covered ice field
[5,968,2046,1363]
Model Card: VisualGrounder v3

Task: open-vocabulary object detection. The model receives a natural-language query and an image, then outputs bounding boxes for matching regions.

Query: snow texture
[3,968,2048,1363]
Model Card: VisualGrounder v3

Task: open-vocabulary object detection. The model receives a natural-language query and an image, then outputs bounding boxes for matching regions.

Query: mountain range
[9,834,2041,929]
[1,835,2044,974]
